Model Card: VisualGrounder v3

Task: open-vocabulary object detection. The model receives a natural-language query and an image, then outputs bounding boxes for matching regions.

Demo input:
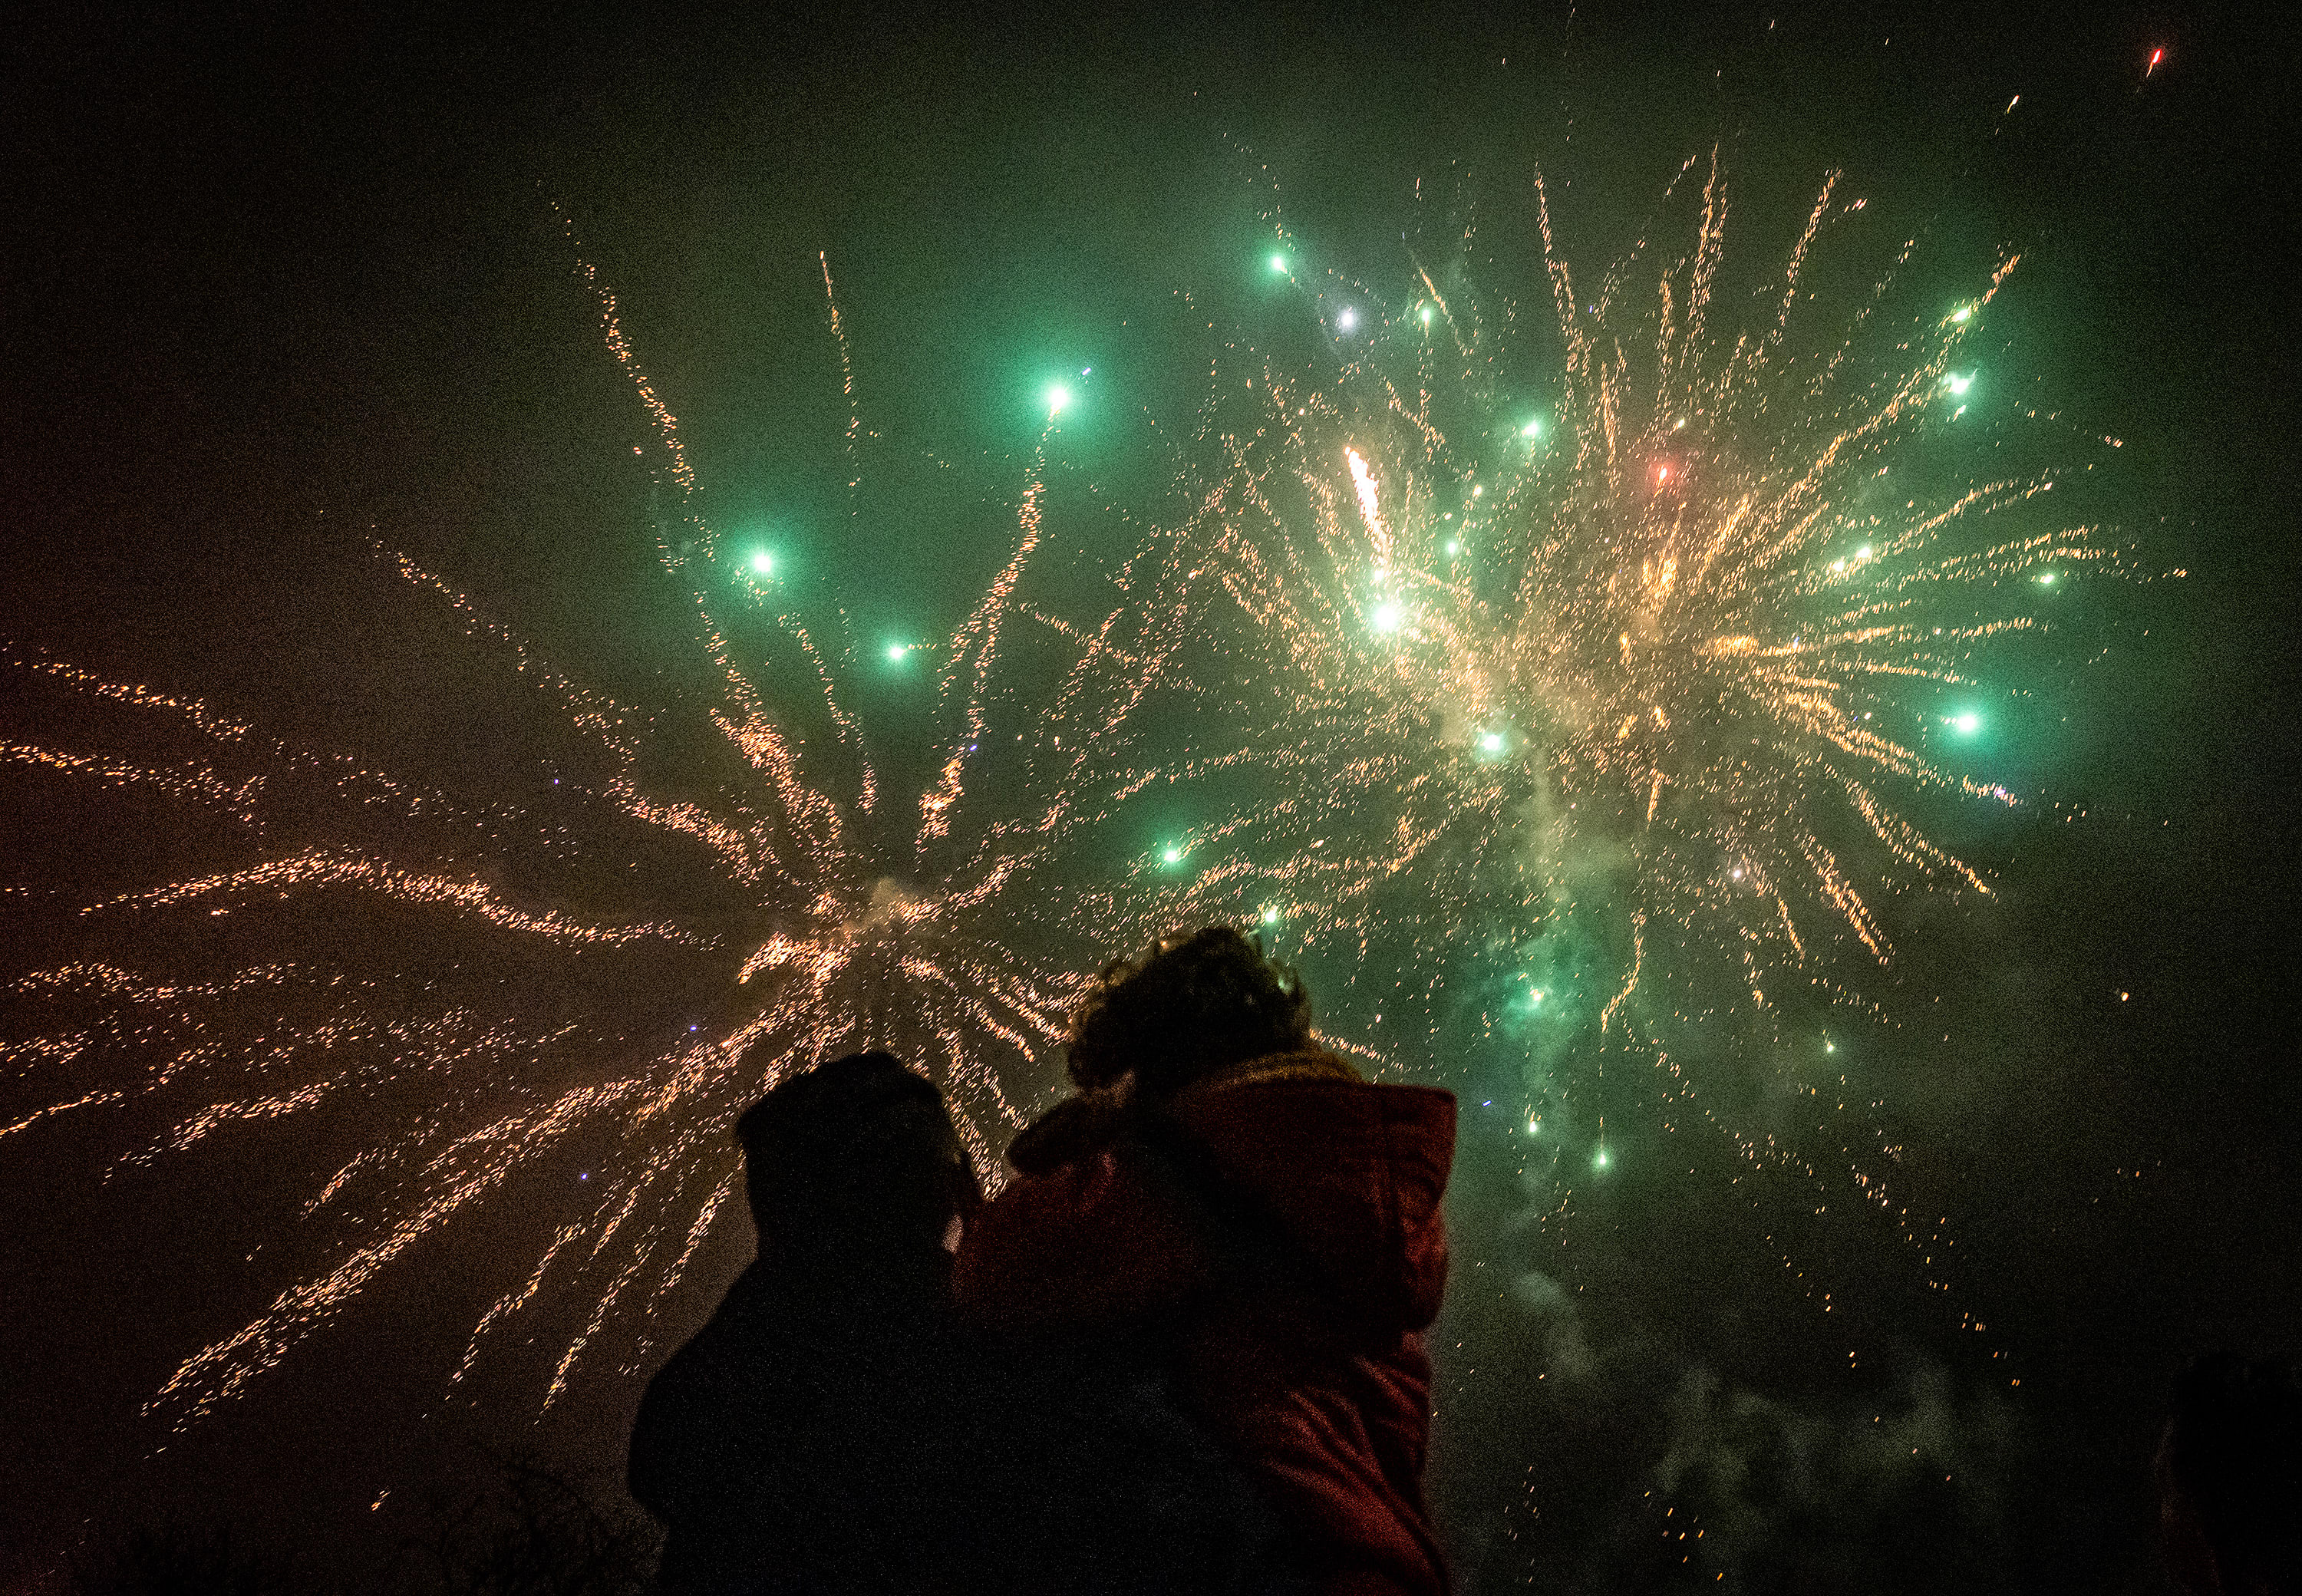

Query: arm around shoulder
[953,1146,1206,1334]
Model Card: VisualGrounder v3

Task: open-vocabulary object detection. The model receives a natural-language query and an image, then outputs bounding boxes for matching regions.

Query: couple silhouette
[629,925,1458,1596]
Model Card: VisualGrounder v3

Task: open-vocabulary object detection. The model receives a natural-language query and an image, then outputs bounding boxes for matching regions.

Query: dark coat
[953,1050,1457,1596]
[629,1245,975,1596]
[632,1238,1281,1595]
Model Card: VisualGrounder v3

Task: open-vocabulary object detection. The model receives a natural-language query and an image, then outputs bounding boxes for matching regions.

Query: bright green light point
[2037,572,2057,585]
[1479,731,1506,754]
[1944,372,1974,397]
[1593,1147,1612,1171]
[1260,907,1280,925]
[1162,846,1183,866]
[1269,253,1288,274]
[1527,1118,1540,1135]
[1530,990,1545,1005]
[1953,305,1974,323]
[1521,419,1542,438]
[1419,305,1433,325]
[1445,540,1461,556]
[748,549,774,575]
[886,643,908,663]
[1947,711,1981,735]
[1046,383,1071,414]
[1370,602,1402,633]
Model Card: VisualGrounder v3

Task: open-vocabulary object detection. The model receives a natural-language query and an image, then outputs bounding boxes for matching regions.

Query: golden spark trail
[2,245,1202,1427]
[1138,153,2138,1261]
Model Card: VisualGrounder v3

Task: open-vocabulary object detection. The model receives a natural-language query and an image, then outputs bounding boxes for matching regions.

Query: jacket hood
[1166,1050,1455,1333]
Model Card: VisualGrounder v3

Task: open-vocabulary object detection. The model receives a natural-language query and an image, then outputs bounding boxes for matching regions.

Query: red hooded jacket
[954,1050,1456,1596]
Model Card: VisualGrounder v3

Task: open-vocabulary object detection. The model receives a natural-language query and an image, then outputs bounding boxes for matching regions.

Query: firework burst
[1146,153,2126,1190]
[1,249,1194,1423]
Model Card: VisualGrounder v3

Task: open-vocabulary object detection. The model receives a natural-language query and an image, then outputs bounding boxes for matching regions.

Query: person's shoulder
[1182,1048,1456,1123]
[1197,1047,1367,1090]
[1004,1086,1133,1175]
[646,1266,806,1388]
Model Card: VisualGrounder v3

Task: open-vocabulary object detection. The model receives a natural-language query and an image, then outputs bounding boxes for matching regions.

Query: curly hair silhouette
[1066,926,1312,1100]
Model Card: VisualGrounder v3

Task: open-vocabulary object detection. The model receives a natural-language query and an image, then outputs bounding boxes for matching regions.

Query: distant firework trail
[2,249,1196,1422]
[1145,153,2135,1208]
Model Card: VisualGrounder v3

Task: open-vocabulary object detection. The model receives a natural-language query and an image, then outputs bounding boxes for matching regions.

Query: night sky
[5,2,2299,1591]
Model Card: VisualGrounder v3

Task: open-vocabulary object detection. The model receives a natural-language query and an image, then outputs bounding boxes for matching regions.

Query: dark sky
[4,2,2299,1590]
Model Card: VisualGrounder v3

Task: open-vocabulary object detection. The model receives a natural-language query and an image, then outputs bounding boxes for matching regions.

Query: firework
[1142,153,2127,1201]
[1,249,1195,1422]
[1,159,2141,1429]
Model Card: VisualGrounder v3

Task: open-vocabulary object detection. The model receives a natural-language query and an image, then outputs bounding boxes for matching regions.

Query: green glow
[1260,906,1280,925]
[748,549,774,576]
[1947,711,1981,735]
[886,643,909,663]
[1046,382,1071,414]
[1162,845,1183,866]
[1471,484,1484,498]
[1370,602,1402,633]
[1419,305,1433,325]
[1592,1146,1612,1171]
[1857,544,1873,559]
[2037,571,2057,585]
[1521,418,1542,438]
[1479,731,1506,754]
[1526,1117,1540,1135]
[1269,253,1288,275]
[1445,539,1461,556]
[1952,305,1974,323]
[1944,372,1974,397]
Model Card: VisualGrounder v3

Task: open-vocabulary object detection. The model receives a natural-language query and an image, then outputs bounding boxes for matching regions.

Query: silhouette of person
[2158,1351,2302,1596]
[955,927,1458,1596]
[628,1050,982,1595]
[629,1048,1278,1595]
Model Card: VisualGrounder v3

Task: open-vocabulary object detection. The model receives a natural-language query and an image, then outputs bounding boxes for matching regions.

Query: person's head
[1066,925,1312,1100]
[2157,1352,2302,1596]
[735,1051,980,1259]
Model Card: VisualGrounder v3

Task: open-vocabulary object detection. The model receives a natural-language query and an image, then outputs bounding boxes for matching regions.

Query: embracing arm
[952,1147,1206,1334]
